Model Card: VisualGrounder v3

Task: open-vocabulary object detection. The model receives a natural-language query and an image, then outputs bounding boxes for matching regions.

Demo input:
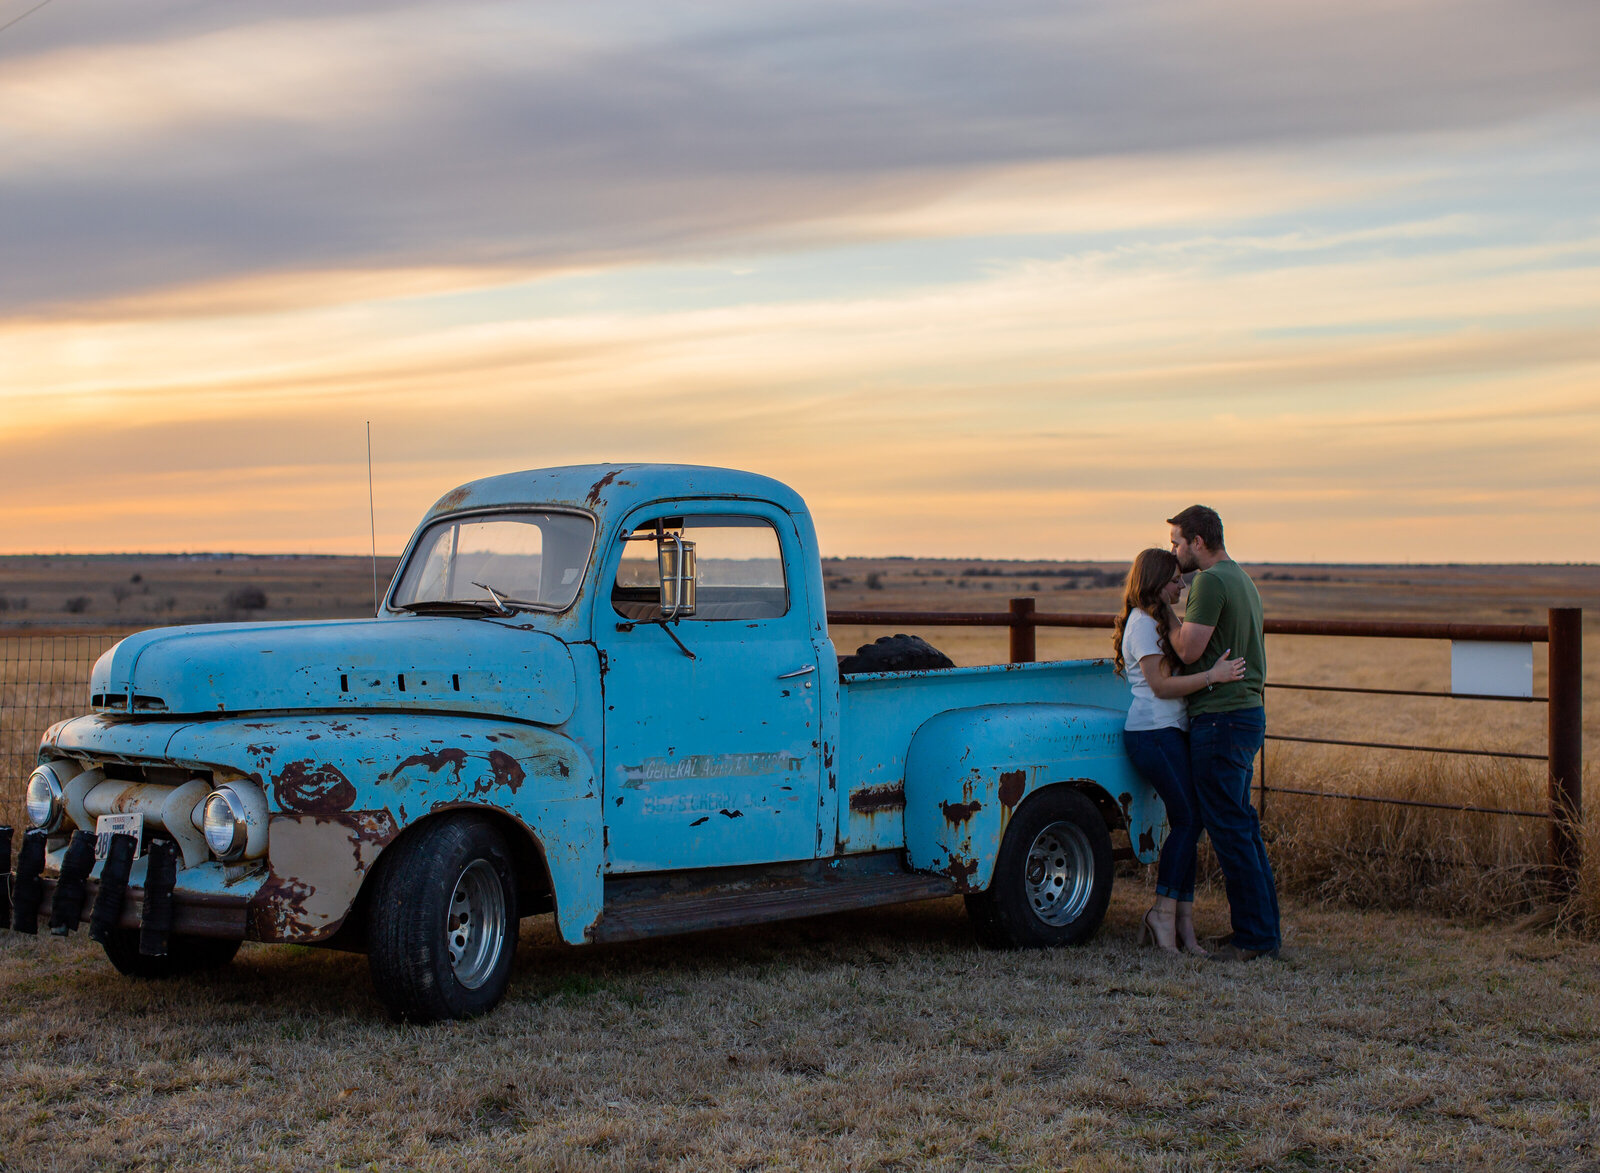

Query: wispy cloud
[0,1,1595,560]
[3,0,1596,311]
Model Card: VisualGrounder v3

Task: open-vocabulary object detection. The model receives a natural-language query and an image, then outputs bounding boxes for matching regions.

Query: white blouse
[1121,607,1189,732]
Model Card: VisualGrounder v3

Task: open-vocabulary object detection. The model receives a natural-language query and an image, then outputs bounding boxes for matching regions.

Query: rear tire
[965,787,1113,948]
[101,930,241,978]
[367,816,518,1023]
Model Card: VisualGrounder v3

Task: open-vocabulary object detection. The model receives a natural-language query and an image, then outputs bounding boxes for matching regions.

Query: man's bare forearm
[1173,619,1213,664]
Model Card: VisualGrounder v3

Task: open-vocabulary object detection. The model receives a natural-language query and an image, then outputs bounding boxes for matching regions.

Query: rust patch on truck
[1138,827,1156,856]
[432,485,472,513]
[386,747,468,780]
[998,770,1026,812]
[274,760,357,814]
[464,748,530,798]
[942,852,979,891]
[488,749,525,793]
[849,783,905,813]
[248,810,398,943]
[585,468,626,507]
[940,799,983,824]
[249,875,318,940]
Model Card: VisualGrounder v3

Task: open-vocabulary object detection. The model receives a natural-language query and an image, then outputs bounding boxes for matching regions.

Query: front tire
[965,787,1113,949]
[367,816,518,1023]
[101,929,241,978]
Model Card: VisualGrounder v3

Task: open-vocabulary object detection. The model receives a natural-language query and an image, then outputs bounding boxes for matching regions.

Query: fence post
[1009,597,1036,664]
[1548,607,1583,893]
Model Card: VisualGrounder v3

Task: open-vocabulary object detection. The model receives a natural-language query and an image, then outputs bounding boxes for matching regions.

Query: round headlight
[25,765,65,832]
[203,791,248,861]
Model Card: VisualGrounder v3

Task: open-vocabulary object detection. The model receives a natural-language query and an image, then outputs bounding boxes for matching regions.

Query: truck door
[598,505,823,872]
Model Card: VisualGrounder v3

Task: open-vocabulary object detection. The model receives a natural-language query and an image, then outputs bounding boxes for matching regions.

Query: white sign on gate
[1451,641,1533,698]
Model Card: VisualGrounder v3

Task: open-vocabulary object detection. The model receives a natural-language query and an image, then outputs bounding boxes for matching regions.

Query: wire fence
[0,628,133,825]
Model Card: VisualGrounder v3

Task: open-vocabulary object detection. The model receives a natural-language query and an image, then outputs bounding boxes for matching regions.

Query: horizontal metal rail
[1261,617,1549,643]
[1267,681,1549,703]
[1265,733,1547,761]
[0,625,145,639]
[1259,785,1551,820]
[828,608,1553,643]
[828,609,1045,627]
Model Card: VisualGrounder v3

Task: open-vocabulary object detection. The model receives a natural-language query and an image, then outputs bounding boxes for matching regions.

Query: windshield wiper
[470,581,548,615]
[395,581,545,617]
[393,600,504,616]
[472,581,514,615]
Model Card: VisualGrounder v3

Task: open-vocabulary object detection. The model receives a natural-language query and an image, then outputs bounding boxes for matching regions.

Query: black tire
[838,633,954,676]
[100,929,241,978]
[367,815,519,1023]
[964,787,1113,949]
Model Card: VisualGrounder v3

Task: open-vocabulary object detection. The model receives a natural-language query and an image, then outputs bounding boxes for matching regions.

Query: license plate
[95,813,144,859]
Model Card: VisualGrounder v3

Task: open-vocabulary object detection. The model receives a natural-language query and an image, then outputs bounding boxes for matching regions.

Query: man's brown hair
[1167,504,1224,551]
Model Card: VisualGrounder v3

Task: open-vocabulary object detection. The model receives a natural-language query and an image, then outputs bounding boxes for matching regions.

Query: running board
[590,851,957,944]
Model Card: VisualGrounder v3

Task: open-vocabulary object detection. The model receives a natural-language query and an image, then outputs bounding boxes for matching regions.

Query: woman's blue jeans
[1123,726,1202,902]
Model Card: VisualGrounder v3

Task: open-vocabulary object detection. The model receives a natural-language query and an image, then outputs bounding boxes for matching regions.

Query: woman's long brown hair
[1111,548,1183,677]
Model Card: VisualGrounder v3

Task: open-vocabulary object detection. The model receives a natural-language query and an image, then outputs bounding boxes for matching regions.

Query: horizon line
[1,552,1596,569]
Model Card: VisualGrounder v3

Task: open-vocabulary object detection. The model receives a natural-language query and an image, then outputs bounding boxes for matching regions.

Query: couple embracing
[1112,505,1280,962]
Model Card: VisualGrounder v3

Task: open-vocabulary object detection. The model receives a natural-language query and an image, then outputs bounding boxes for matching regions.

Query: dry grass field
[4,888,1600,1171]
[0,554,400,630]
[1,556,1596,1170]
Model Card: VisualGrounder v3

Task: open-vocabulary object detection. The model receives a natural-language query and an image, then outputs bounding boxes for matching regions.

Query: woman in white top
[1113,548,1246,955]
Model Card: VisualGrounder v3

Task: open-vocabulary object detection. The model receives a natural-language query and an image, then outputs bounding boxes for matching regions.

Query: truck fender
[902,702,1165,892]
[164,714,604,946]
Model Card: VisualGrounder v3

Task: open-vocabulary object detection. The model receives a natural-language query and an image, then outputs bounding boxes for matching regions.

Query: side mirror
[657,535,696,619]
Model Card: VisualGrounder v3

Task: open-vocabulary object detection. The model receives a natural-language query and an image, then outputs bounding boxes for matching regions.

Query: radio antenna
[367,421,379,615]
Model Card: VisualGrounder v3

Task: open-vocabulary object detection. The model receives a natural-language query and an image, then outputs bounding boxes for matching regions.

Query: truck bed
[835,658,1131,852]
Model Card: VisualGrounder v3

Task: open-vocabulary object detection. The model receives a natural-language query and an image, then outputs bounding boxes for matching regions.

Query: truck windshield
[391,511,595,614]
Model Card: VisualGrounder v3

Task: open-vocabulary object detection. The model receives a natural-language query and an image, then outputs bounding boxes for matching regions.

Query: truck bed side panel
[902,702,1163,892]
[835,659,1132,853]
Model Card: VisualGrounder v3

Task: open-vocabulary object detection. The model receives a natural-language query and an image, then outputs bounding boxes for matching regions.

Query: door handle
[776,665,816,680]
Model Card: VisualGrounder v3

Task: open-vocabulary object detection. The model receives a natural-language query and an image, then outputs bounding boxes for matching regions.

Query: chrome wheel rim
[1024,820,1094,926]
[446,860,506,989]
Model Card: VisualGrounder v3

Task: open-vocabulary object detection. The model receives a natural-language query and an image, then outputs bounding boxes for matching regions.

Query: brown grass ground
[0,554,400,629]
[3,885,1599,1172]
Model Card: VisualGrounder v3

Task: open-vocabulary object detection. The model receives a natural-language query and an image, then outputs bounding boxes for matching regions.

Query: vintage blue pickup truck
[13,465,1162,1020]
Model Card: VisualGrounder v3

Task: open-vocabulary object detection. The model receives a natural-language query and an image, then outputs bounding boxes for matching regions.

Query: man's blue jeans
[1123,726,1201,902]
[1189,707,1279,952]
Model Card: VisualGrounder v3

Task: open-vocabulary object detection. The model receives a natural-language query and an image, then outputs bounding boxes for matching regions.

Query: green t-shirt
[1183,559,1266,716]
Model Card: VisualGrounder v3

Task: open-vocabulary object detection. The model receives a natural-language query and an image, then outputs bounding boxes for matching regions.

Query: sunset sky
[2,0,1597,561]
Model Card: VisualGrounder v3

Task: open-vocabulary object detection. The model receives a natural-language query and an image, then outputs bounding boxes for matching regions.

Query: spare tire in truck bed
[838,633,955,675]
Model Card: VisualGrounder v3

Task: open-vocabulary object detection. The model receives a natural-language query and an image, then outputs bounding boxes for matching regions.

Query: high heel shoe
[1174,902,1208,957]
[1139,908,1180,954]
[1175,918,1209,957]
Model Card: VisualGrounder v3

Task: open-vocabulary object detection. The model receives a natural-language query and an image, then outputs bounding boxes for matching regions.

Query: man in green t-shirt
[1166,504,1279,961]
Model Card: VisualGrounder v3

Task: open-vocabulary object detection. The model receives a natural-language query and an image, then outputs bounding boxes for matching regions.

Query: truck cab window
[613,515,787,621]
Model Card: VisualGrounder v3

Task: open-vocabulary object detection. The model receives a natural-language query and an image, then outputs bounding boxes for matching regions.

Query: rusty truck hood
[86,616,577,725]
